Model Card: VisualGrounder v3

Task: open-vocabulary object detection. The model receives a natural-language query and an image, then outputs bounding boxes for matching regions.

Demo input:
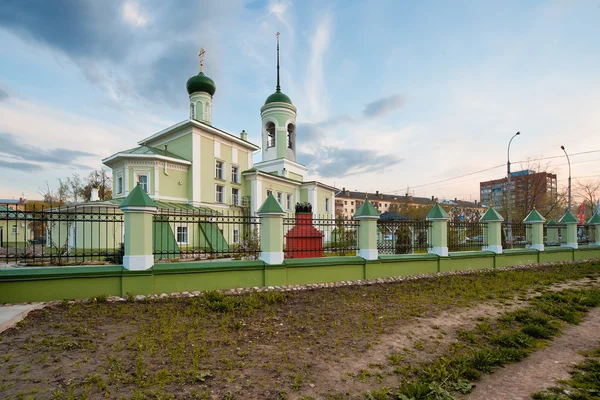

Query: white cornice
[137,119,260,151]
[102,153,192,166]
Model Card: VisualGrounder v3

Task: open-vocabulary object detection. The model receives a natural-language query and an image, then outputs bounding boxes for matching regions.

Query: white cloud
[305,15,332,122]
[121,2,149,27]
[268,0,293,35]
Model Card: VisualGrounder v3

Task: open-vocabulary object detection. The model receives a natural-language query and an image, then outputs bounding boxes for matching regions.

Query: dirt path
[300,278,599,399]
[460,307,600,400]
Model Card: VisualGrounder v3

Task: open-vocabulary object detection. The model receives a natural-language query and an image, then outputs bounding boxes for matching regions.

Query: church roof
[265,90,292,105]
[102,145,192,166]
[186,72,216,96]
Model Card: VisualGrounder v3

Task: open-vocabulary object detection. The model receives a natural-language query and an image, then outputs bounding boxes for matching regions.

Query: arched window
[287,123,295,149]
[266,122,275,148]
[190,103,195,120]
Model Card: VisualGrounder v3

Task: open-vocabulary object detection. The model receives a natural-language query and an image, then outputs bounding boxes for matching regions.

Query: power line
[392,149,600,194]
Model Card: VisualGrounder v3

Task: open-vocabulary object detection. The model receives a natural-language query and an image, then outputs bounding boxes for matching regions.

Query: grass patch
[531,347,600,399]
[1,262,600,399]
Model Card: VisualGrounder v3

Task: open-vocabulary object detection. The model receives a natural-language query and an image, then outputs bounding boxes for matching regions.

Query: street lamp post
[507,132,521,246]
[561,145,572,213]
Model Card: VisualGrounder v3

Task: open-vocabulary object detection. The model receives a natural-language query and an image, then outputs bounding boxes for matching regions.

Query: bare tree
[82,169,113,201]
[576,178,600,220]
[66,173,84,203]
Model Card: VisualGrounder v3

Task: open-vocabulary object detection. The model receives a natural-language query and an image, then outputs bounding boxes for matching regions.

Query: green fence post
[354,198,380,260]
[524,209,546,251]
[426,204,450,256]
[119,185,157,271]
[257,194,286,265]
[588,212,600,245]
[559,211,578,249]
[480,207,503,254]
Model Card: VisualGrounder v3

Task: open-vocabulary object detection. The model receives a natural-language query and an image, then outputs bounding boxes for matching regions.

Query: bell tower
[260,33,297,163]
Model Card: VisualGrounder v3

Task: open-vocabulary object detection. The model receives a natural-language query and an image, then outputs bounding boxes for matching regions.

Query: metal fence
[502,222,530,249]
[578,225,595,245]
[447,221,487,252]
[152,209,260,262]
[544,224,564,247]
[0,203,124,266]
[376,219,431,254]
[283,214,359,258]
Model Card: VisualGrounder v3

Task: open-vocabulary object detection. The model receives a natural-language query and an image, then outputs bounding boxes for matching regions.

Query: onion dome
[186,72,216,96]
[265,90,292,105]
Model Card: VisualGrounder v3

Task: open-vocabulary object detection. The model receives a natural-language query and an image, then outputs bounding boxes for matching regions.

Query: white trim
[192,133,201,203]
[124,166,130,196]
[154,165,159,198]
[429,247,448,257]
[483,245,503,254]
[260,251,284,265]
[103,153,192,166]
[527,243,544,251]
[159,195,189,202]
[355,215,379,221]
[561,242,578,249]
[120,206,157,213]
[358,249,378,261]
[123,255,154,271]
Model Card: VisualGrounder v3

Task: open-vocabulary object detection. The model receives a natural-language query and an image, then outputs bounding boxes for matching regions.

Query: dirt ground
[461,307,600,400]
[1,264,600,400]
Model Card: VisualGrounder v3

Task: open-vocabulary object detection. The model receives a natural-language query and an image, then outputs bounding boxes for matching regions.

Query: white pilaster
[192,133,201,204]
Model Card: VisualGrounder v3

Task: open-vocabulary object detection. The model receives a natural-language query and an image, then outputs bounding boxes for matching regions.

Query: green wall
[1,247,599,304]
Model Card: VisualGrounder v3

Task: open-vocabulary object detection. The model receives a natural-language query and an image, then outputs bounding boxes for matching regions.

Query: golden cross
[276,32,280,39]
[198,48,205,72]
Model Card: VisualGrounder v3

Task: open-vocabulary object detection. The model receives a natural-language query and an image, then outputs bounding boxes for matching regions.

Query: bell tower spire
[276,32,281,92]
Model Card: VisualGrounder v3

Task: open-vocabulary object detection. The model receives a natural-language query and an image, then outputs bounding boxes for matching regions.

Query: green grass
[532,347,600,399]
[1,261,600,399]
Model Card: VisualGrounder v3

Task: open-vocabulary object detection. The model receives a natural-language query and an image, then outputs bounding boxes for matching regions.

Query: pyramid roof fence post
[257,194,286,265]
[354,196,379,260]
[480,207,503,254]
[523,209,545,251]
[426,203,449,256]
[119,185,157,271]
[558,211,578,249]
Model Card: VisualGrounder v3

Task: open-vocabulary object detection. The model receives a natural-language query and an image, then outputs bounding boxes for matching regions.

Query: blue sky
[1,0,599,202]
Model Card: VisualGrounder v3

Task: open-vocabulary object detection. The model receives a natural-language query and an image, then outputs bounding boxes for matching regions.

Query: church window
[12,225,17,234]
[231,188,239,205]
[117,175,123,195]
[277,192,283,205]
[287,123,295,149]
[190,103,195,119]
[286,194,292,210]
[176,226,188,244]
[215,185,224,203]
[325,198,330,212]
[266,189,273,197]
[266,122,275,148]
[137,174,149,193]
[215,160,224,179]
[231,165,239,184]
[233,228,240,244]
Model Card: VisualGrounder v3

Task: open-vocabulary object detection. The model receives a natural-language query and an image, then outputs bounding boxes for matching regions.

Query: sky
[0,0,599,203]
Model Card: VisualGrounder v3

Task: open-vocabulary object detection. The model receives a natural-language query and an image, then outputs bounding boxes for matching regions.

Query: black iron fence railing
[578,225,595,245]
[376,219,431,254]
[0,202,124,266]
[152,210,260,262]
[502,222,530,249]
[544,224,565,246]
[447,221,487,252]
[282,214,359,258]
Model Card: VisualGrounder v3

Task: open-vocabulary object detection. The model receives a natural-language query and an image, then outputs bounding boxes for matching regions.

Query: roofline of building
[102,153,192,166]
[137,119,260,151]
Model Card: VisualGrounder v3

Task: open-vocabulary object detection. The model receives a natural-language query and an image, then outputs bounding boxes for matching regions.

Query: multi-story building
[335,189,485,222]
[480,170,558,213]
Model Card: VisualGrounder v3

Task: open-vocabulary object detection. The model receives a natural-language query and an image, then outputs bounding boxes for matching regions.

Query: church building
[102,38,336,218]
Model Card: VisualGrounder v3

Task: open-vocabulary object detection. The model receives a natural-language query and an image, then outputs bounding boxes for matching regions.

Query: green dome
[265,90,292,105]
[186,72,216,96]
